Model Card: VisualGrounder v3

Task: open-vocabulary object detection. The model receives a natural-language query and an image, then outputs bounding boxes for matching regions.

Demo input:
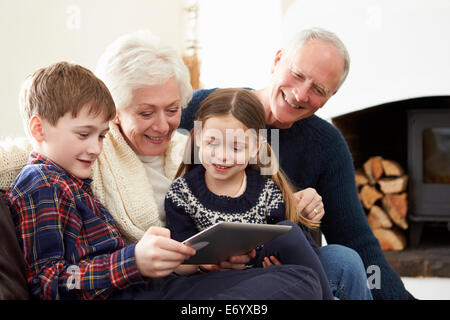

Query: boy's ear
[29,115,45,143]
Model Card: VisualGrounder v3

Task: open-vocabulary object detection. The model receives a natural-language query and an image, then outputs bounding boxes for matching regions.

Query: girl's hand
[294,188,325,222]
[262,256,282,268]
[198,264,221,272]
[218,249,256,270]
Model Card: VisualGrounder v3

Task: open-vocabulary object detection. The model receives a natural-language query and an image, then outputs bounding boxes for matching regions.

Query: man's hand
[294,188,325,222]
[135,226,196,278]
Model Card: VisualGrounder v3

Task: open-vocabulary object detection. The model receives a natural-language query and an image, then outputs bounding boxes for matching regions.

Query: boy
[3,61,143,299]
[4,61,323,300]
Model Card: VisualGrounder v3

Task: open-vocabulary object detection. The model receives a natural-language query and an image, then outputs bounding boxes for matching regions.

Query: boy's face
[38,106,110,179]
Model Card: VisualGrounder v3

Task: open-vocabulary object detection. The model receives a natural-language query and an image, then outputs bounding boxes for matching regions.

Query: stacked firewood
[356,156,408,251]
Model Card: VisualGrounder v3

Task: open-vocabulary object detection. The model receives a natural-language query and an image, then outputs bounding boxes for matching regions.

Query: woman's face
[116,77,181,156]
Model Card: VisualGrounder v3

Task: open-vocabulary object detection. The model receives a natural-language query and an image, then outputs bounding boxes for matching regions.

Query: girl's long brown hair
[176,88,319,229]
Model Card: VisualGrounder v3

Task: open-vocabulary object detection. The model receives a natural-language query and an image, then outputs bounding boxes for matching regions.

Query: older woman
[92,30,192,244]
[0,30,327,300]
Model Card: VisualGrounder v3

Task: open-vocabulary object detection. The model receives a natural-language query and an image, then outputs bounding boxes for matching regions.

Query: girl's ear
[193,120,204,148]
[249,137,260,159]
[29,115,45,143]
[248,135,261,164]
[194,128,202,148]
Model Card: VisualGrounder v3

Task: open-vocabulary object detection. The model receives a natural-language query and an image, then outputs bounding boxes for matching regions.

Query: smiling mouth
[212,164,233,172]
[78,159,93,166]
[281,90,303,109]
[145,135,165,142]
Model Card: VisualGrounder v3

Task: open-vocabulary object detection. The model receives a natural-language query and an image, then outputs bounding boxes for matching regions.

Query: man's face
[267,39,345,127]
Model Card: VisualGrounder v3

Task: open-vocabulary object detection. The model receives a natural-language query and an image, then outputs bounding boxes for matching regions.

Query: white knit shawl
[91,123,188,243]
[0,123,188,244]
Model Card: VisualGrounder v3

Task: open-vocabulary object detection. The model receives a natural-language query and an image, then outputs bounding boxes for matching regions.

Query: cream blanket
[0,123,188,243]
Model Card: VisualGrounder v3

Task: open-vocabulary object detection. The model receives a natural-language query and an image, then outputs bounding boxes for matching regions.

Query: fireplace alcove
[331,96,450,277]
[331,96,450,248]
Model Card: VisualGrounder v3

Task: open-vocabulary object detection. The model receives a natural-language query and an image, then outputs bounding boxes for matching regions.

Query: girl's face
[196,113,258,184]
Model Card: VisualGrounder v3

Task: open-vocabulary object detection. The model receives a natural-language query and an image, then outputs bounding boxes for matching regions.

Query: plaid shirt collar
[29,151,93,191]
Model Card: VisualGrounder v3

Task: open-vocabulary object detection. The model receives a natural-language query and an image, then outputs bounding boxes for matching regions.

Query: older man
[180,28,413,300]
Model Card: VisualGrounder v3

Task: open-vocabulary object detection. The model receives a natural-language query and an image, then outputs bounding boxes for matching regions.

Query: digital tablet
[182,222,292,264]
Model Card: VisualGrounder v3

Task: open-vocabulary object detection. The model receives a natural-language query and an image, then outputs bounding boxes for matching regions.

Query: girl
[165,88,333,299]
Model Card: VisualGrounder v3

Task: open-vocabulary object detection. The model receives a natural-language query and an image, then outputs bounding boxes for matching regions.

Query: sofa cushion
[0,137,31,192]
[0,192,29,300]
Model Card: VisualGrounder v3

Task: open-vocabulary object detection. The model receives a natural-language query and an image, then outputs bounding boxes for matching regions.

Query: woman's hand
[294,188,325,222]
[135,226,196,278]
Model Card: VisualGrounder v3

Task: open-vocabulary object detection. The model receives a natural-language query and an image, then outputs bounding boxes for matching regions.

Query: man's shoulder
[290,115,347,147]
[191,88,218,104]
[180,88,218,130]
[298,115,341,135]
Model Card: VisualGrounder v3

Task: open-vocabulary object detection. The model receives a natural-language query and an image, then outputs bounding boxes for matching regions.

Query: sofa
[0,191,29,299]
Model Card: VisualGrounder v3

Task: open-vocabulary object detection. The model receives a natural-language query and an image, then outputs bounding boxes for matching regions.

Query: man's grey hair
[95,30,193,110]
[284,28,350,91]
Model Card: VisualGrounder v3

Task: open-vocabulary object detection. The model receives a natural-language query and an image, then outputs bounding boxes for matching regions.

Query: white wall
[2,0,449,138]
[0,0,185,138]
[282,0,450,120]
[197,0,282,89]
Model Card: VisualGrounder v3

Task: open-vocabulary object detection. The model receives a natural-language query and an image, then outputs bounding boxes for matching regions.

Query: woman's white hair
[95,30,193,109]
[284,27,350,90]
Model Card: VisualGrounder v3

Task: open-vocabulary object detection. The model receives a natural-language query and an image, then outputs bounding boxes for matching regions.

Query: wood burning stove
[332,96,450,248]
[407,108,450,246]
